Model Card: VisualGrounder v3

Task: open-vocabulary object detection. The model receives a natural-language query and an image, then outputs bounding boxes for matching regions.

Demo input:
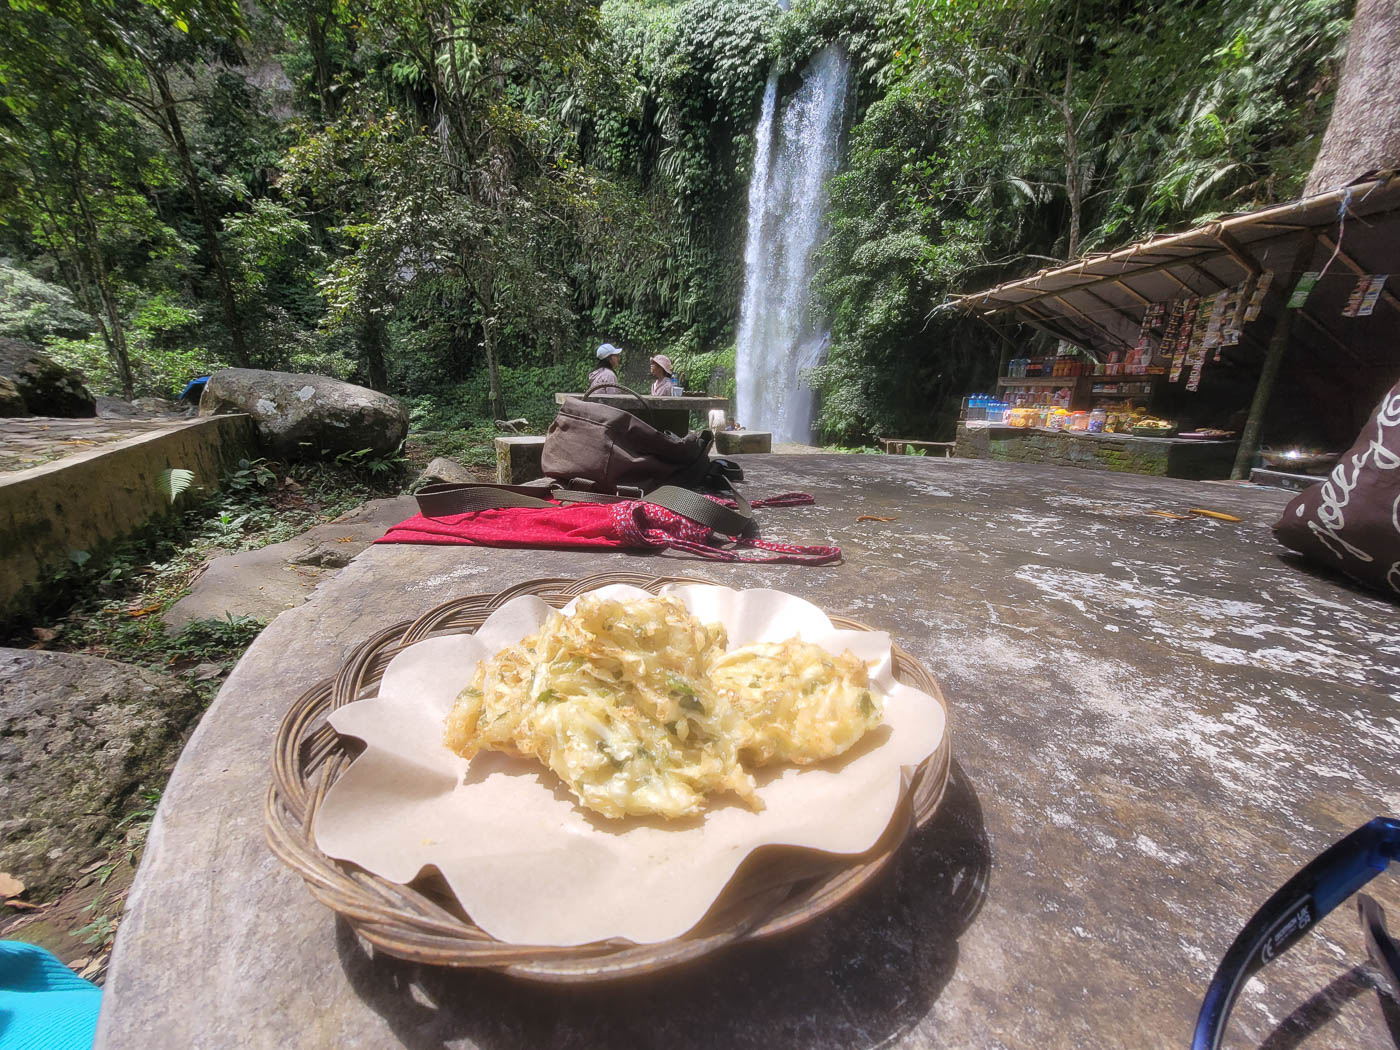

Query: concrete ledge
[715,431,771,454]
[1249,467,1323,492]
[495,435,545,484]
[1,414,258,619]
[954,424,1239,480]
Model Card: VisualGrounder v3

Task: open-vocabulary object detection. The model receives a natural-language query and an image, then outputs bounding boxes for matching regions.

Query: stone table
[95,456,1400,1050]
[554,392,728,436]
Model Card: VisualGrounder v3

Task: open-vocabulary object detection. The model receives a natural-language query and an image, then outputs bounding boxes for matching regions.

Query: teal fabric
[0,941,100,1050]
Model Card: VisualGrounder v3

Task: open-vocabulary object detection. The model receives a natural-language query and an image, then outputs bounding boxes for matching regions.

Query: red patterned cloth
[376,494,841,565]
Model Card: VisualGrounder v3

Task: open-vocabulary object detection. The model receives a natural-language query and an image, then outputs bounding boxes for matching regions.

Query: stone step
[495,435,545,484]
[715,430,771,454]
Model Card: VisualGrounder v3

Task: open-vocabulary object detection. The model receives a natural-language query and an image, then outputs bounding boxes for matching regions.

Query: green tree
[0,10,173,397]
[810,0,1348,442]
[4,0,255,365]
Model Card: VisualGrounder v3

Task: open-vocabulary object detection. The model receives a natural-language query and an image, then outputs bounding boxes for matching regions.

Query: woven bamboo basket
[265,572,952,982]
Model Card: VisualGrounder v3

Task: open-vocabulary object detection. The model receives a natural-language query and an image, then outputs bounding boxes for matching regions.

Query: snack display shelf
[999,373,1164,413]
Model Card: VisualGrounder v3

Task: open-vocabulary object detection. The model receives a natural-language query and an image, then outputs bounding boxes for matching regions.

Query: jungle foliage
[0,0,1349,438]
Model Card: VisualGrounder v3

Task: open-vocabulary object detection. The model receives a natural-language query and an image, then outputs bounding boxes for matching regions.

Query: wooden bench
[879,438,955,457]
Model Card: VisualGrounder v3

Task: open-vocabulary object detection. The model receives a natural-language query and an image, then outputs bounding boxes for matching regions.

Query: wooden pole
[1231,233,1317,480]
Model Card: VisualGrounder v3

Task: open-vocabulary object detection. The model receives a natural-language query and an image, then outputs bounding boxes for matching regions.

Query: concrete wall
[1,415,257,619]
[954,424,1239,479]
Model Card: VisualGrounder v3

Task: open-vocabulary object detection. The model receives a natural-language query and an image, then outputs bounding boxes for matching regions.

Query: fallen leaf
[126,604,163,617]
[336,536,354,542]
[0,872,25,898]
[1148,510,1192,520]
[856,515,898,522]
[32,626,58,642]
[1189,508,1242,522]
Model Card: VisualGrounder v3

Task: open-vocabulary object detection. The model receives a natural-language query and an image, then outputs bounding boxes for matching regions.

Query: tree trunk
[149,67,250,366]
[1064,134,1081,259]
[33,203,101,324]
[1062,60,1082,260]
[483,313,505,421]
[1304,0,1400,195]
[360,310,388,390]
[306,5,338,120]
[70,172,134,399]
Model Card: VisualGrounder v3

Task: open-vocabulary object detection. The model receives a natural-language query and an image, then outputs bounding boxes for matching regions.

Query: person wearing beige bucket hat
[649,353,679,396]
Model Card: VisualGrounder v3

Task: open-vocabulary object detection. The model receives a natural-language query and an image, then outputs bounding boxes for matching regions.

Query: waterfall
[735,45,850,445]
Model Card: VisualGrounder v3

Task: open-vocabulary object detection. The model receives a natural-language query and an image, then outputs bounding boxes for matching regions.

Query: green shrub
[44,292,228,399]
[0,262,92,343]
[410,362,587,431]
[667,341,735,401]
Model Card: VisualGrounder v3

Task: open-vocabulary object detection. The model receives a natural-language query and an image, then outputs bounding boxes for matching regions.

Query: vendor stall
[952,175,1400,479]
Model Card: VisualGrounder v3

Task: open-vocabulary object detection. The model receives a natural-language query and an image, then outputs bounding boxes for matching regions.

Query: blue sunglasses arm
[1191,816,1400,1050]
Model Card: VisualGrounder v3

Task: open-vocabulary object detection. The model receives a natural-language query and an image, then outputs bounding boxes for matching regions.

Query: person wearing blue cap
[588,343,623,394]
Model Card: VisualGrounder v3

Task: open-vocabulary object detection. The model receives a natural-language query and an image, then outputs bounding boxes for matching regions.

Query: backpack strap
[582,382,657,427]
[414,479,756,537]
[414,482,557,516]
[645,480,755,537]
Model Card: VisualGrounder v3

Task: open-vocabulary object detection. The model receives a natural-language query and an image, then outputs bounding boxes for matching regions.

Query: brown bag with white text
[1272,380,1400,599]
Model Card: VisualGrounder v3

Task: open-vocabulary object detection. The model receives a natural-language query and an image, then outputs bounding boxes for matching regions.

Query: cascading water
[734,45,850,445]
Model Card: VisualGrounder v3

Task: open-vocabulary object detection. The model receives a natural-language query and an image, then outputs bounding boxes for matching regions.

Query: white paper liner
[314,584,945,947]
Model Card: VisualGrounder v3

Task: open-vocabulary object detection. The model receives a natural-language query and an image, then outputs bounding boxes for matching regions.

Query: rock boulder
[0,375,25,417]
[0,337,95,417]
[414,456,481,488]
[0,649,203,898]
[200,368,407,459]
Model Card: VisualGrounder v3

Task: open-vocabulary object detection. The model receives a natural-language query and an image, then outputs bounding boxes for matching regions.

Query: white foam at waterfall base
[735,45,850,445]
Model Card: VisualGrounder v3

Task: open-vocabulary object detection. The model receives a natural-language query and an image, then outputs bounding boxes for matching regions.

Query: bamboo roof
[951,175,1400,366]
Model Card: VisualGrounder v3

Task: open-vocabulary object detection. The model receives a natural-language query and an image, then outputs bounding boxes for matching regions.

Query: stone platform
[96,456,1399,1050]
[0,417,196,474]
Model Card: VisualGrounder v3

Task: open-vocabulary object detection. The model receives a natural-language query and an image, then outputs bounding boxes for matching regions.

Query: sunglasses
[1193,816,1400,1050]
